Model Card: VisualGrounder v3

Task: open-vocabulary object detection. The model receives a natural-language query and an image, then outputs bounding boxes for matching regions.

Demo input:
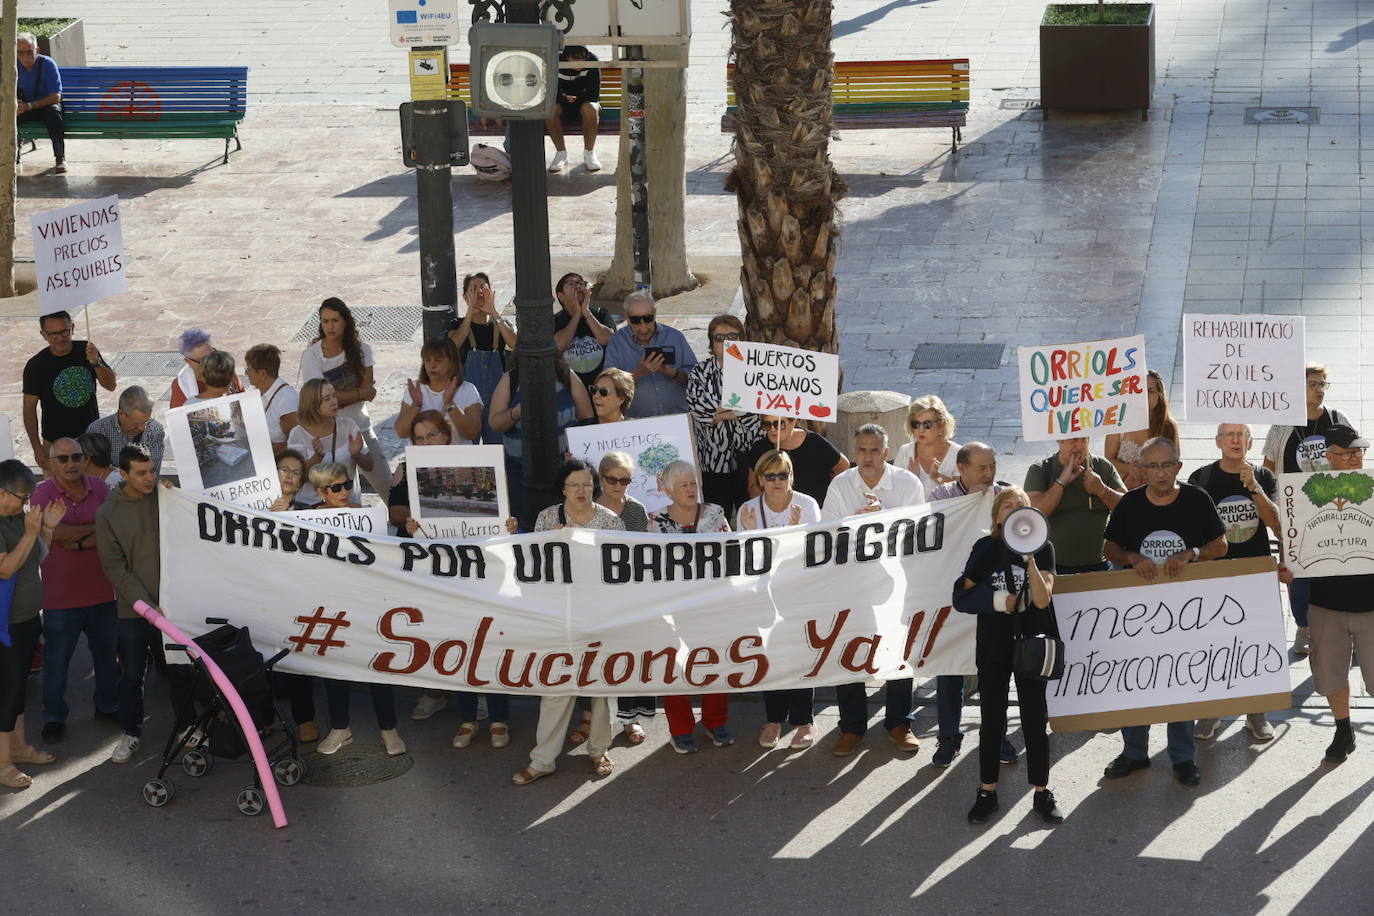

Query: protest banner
[158,488,995,696]
[0,415,12,461]
[1278,470,1374,578]
[31,195,127,316]
[164,392,281,511]
[719,341,840,421]
[404,444,507,539]
[1046,558,1290,732]
[566,414,697,514]
[1182,315,1306,424]
[1017,335,1148,442]
[287,505,389,536]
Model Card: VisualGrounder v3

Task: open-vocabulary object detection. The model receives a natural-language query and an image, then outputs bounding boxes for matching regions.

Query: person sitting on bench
[16,32,65,174]
[546,45,601,174]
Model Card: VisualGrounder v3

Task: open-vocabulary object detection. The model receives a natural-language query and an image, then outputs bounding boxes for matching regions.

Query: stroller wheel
[182,749,213,778]
[236,786,266,817]
[142,777,175,807]
[273,756,306,787]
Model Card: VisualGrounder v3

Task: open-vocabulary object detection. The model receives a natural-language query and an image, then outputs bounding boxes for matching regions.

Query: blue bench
[19,66,249,165]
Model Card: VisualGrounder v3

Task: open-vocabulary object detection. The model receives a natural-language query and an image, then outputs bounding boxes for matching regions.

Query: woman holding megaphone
[953,487,1064,826]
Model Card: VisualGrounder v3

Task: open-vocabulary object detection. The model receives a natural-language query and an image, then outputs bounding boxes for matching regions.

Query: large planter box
[21,18,86,67]
[1040,4,1154,120]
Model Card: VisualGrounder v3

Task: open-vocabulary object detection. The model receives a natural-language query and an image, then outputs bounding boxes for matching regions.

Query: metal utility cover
[107,351,185,376]
[911,343,1004,370]
[291,306,424,343]
[304,745,414,788]
[1244,107,1319,125]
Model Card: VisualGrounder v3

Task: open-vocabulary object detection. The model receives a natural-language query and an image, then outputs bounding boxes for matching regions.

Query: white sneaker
[1195,718,1220,740]
[318,727,354,755]
[583,149,602,171]
[111,733,140,764]
[1292,627,1311,657]
[1246,713,1275,741]
[411,694,447,721]
[548,150,568,172]
[380,728,407,756]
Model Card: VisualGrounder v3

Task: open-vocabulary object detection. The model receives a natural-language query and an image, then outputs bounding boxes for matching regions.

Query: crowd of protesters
[2,281,1365,828]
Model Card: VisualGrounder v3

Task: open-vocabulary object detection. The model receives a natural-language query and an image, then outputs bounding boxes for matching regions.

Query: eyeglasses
[50,453,85,464]
[1218,431,1247,440]
[711,332,741,342]
[762,471,791,482]
[565,481,595,490]
[762,420,789,430]
[42,326,73,338]
[590,385,616,398]
[1,487,31,502]
[1307,380,1331,391]
[603,475,632,486]
[276,465,303,477]
[1140,462,1179,472]
[324,480,354,493]
[1329,447,1366,460]
[627,314,655,325]
[910,420,937,430]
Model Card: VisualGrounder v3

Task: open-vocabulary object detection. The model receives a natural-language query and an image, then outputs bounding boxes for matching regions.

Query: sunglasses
[324,480,354,493]
[711,332,741,342]
[590,385,616,398]
[50,453,85,464]
[627,314,655,324]
[910,419,937,430]
[762,471,791,482]
[762,420,789,430]
[603,475,632,486]
[184,355,203,364]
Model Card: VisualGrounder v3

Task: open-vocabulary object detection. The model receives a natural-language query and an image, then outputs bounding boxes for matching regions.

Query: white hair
[16,32,36,48]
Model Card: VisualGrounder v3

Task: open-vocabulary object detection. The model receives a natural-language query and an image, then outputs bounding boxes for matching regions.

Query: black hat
[1326,424,1370,449]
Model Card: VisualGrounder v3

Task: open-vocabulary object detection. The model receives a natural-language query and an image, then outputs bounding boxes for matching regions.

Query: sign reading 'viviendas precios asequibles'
[31,195,127,316]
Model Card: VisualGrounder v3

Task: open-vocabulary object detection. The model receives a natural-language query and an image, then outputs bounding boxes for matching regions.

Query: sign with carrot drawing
[719,341,840,421]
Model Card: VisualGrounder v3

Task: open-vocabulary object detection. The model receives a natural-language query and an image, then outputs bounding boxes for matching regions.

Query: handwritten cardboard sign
[1279,470,1374,578]
[720,341,839,422]
[1183,315,1306,424]
[31,195,127,316]
[566,414,697,514]
[1046,558,1290,732]
[164,392,281,511]
[405,444,508,539]
[1017,335,1148,442]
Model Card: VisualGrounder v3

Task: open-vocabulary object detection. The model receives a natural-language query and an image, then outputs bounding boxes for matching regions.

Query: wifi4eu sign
[389,0,460,47]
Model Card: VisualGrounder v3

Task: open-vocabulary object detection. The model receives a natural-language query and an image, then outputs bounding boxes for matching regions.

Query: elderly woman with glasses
[894,395,959,493]
[287,378,373,506]
[0,461,66,789]
[738,449,822,749]
[268,449,313,512]
[744,414,848,506]
[686,314,761,518]
[510,459,624,786]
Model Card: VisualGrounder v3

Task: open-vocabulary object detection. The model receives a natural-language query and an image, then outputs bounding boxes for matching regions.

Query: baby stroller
[141,618,306,816]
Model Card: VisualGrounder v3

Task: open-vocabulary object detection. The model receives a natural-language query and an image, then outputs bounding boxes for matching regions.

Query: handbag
[0,572,16,648]
[1006,558,1064,681]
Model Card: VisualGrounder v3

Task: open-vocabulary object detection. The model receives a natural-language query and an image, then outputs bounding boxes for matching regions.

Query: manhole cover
[108,351,184,376]
[290,306,424,343]
[1000,99,1041,110]
[911,343,1004,370]
[1244,107,1319,125]
[303,745,413,788]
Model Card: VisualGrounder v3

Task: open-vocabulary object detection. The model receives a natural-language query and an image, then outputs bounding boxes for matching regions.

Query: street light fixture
[470,23,562,119]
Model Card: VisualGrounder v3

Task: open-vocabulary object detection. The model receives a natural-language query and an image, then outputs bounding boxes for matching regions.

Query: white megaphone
[1002,506,1049,558]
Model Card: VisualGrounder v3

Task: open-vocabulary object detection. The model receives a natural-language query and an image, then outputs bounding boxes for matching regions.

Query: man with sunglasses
[31,439,118,743]
[822,424,926,756]
[553,273,617,388]
[1101,437,1227,787]
[16,32,65,173]
[23,311,116,474]
[604,290,698,418]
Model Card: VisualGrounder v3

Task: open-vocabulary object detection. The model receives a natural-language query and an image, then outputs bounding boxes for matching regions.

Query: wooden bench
[722,58,970,152]
[448,64,624,136]
[19,66,248,165]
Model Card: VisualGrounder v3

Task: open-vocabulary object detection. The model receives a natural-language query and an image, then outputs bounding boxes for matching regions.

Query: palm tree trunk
[726,0,847,355]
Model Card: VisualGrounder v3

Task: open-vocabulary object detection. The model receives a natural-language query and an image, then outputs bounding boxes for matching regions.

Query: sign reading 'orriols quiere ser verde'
[720,341,839,421]
[31,195,127,316]
[1279,470,1374,578]
[1017,336,1149,442]
[1183,315,1306,424]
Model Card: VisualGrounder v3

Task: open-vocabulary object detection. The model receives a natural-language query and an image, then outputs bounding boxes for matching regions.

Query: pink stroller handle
[134,601,288,829]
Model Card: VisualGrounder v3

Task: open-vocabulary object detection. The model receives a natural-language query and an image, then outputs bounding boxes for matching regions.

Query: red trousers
[662,693,728,737]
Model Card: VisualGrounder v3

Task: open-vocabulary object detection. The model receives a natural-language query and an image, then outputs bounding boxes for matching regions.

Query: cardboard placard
[1017,335,1148,442]
[31,195,127,316]
[405,444,507,539]
[1278,470,1374,578]
[719,341,840,422]
[164,392,281,511]
[566,414,698,514]
[1183,314,1306,424]
[1047,557,1291,733]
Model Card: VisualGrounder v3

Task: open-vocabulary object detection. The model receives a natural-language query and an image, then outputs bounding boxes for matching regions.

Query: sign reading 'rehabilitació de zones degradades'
[1183,315,1306,424]
[31,195,127,317]
[1018,336,1149,442]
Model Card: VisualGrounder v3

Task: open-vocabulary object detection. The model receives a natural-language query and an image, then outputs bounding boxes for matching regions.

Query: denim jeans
[457,691,508,723]
[324,679,397,731]
[836,678,913,736]
[1122,721,1195,765]
[116,617,194,738]
[1287,578,1310,628]
[42,601,120,723]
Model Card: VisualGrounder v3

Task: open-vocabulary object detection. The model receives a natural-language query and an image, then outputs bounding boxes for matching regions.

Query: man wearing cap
[1101,436,1228,786]
[1302,424,1374,763]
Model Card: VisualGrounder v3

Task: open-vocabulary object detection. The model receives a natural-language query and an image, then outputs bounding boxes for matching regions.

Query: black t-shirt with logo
[22,342,99,441]
[1103,483,1227,562]
[554,306,615,387]
[1187,461,1277,560]
[1281,407,1351,473]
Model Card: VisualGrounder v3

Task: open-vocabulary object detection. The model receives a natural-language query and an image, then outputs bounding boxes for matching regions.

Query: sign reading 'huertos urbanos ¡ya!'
[720,341,839,421]
[1017,335,1149,442]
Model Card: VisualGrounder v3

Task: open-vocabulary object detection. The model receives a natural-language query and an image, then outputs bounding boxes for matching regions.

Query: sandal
[592,753,614,777]
[567,710,592,745]
[512,766,550,787]
[622,722,646,745]
[13,746,55,765]
[1,766,32,789]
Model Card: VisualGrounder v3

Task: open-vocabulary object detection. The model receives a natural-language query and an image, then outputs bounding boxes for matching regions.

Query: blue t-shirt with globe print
[23,341,99,441]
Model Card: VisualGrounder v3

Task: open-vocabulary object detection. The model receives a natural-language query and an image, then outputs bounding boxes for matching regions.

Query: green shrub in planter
[1041,3,1155,120]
